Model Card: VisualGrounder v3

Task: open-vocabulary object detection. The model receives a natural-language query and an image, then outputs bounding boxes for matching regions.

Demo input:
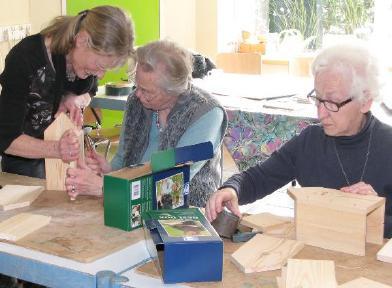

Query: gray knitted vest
[123,84,228,207]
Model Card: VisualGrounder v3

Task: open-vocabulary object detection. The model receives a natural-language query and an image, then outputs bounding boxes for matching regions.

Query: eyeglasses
[307,89,353,112]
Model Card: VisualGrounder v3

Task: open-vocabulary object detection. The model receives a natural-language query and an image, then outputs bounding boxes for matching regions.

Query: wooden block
[0,213,51,241]
[44,113,83,191]
[339,277,392,288]
[216,52,262,74]
[377,238,392,264]
[241,212,295,239]
[0,185,44,211]
[285,259,337,288]
[230,234,304,273]
[288,187,385,256]
[241,212,292,232]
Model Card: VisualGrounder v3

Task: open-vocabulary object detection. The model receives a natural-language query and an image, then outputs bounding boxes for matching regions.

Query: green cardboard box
[104,142,213,231]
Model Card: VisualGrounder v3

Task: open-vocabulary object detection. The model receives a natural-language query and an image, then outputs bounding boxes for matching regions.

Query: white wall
[160,0,218,60]
[160,0,196,50]
[0,0,62,72]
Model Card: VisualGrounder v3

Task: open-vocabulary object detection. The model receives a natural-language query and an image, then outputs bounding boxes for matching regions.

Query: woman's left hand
[65,159,103,200]
[56,93,91,128]
[340,181,378,196]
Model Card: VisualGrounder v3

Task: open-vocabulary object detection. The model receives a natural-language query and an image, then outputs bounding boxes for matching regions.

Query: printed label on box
[131,180,141,200]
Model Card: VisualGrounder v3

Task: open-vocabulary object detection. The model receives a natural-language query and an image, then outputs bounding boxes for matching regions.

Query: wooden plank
[0,185,44,211]
[288,187,385,214]
[377,238,392,264]
[0,213,51,241]
[366,204,385,245]
[295,202,366,256]
[339,277,392,288]
[285,259,337,288]
[44,113,84,191]
[230,234,304,273]
[241,212,295,239]
[240,212,292,232]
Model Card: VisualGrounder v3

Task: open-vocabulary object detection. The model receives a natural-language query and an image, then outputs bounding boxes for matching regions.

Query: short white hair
[311,43,382,102]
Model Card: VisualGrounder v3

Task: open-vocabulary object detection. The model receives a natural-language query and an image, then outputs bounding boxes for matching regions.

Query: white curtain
[217,0,269,52]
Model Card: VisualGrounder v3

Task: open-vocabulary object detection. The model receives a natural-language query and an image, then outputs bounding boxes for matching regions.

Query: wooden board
[0,172,145,263]
[230,234,304,273]
[377,238,392,264]
[0,213,51,241]
[240,212,292,232]
[44,112,83,191]
[240,212,295,238]
[339,277,392,288]
[0,185,44,211]
[288,187,385,214]
[285,259,337,288]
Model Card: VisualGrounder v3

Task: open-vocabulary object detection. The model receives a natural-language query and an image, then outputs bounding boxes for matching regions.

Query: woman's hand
[58,129,81,162]
[56,93,91,128]
[205,187,241,222]
[65,159,103,199]
[340,181,378,196]
[85,150,112,175]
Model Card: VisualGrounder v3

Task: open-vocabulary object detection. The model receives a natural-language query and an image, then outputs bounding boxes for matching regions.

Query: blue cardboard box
[142,208,223,283]
[104,142,213,231]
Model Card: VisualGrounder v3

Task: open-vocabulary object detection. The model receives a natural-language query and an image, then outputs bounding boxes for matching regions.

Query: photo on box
[131,204,141,228]
[155,172,184,209]
[159,219,212,237]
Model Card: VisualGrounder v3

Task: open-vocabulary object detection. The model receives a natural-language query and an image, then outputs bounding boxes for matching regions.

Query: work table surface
[0,172,144,263]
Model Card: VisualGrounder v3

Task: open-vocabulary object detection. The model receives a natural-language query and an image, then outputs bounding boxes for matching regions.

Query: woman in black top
[0,6,134,178]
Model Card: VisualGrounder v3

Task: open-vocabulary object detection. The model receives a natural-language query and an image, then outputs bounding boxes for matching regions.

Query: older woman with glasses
[206,43,392,238]
[65,40,228,207]
[0,6,134,178]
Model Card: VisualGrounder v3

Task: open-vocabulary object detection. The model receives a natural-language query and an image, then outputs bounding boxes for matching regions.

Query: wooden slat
[377,238,392,264]
[339,277,392,288]
[0,185,44,211]
[44,113,83,191]
[285,259,337,288]
[0,213,51,242]
[230,234,304,273]
[288,187,385,214]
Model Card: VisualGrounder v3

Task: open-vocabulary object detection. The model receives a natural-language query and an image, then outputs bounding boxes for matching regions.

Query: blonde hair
[41,5,134,66]
[136,40,192,96]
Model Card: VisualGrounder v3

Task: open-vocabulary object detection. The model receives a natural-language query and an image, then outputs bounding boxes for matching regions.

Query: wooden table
[1,172,391,287]
[0,172,149,288]
[134,238,392,288]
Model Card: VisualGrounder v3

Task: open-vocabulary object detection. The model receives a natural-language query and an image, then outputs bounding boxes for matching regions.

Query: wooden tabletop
[0,172,144,263]
[137,238,392,287]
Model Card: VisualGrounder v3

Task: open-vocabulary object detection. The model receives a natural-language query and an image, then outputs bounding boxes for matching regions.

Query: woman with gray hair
[206,42,392,238]
[66,40,228,207]
[0,5,134,179]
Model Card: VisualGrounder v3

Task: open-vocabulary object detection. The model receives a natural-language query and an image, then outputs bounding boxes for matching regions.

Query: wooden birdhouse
[44,113,83,191]
[288,187,385,256]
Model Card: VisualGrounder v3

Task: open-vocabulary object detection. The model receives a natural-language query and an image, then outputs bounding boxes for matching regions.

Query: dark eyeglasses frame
[307,89,353,112]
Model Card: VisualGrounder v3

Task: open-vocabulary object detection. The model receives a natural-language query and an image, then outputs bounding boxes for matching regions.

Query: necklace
[333,124,373,186]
